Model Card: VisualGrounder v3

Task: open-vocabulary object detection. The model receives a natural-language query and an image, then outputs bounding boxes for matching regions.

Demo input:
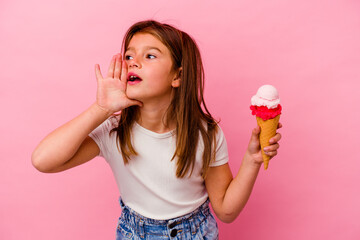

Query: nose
[127,56,141,69]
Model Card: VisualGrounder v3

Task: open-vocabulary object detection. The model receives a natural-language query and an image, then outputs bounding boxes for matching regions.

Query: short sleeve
[209,125,229,167]
[88,116,118,159]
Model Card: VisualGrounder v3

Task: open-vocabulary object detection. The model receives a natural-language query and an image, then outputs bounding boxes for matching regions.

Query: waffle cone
[256,115,280,170]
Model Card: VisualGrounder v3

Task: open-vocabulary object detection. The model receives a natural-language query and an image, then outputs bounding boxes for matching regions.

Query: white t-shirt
[89,116,229,220]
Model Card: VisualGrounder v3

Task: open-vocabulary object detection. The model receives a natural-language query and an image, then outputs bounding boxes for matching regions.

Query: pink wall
[1,0,359,239]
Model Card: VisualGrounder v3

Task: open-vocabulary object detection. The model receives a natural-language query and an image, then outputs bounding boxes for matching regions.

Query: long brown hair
[111,20,218,178]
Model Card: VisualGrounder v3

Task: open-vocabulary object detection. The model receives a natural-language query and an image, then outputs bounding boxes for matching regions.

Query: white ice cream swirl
[251,85,280,109]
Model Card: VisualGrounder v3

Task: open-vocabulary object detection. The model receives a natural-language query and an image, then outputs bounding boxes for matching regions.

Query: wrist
[243,151,262,169]
[92,103,114,118]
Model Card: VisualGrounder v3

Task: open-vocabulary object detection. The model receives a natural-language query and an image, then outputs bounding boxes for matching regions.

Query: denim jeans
[116,197,219,240]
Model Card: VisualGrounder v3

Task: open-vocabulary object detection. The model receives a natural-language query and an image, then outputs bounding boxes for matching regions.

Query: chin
[126,90,142,102]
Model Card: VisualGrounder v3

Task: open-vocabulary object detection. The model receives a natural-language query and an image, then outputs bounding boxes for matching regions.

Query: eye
[146,54,156,59]
[125,55,133,60]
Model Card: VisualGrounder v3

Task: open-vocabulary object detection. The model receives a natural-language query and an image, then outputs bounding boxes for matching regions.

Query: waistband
[118,197,211,236]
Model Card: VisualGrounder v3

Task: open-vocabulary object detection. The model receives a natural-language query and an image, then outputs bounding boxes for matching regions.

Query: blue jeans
[116,197,219,240]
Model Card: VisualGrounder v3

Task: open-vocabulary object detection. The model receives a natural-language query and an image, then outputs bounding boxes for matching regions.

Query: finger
[107,55,116,78]
[120,60,128,84]
[114,54,121,79]
[250,125,260,142]
[270,132,282,144]
[264,143,279,152]
[95,64,103,81]
[278,122,283,129]
[265,150,277,157]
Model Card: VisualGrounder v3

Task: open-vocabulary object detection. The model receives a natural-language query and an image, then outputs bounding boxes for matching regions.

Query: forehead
[126,32,168,53]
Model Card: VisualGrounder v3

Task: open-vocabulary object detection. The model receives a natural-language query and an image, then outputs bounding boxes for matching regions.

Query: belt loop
[189,217,197,235]
[139,219,145,239]
[200,199,209,218]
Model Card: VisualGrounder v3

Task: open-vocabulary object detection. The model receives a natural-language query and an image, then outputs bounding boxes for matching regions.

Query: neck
[137,101,175,133]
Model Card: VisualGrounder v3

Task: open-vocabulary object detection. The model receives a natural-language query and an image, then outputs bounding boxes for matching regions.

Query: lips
[127,72,142,83]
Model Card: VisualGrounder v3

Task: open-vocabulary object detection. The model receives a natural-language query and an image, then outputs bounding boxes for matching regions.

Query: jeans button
[170,229,178,237]
[168,222,176,228]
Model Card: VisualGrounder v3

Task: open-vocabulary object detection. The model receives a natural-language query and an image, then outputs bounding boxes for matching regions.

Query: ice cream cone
[256,114,280,170]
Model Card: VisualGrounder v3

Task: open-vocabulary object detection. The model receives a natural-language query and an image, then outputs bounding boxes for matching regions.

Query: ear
[171,67,182,88]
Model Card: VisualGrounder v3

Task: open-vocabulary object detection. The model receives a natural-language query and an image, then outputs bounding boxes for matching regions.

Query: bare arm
[31,53,142,173]
[205,124,282,223]
[31,103,111,172]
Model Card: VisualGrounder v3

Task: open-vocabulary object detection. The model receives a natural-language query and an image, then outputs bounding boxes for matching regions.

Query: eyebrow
[126,46,163,53]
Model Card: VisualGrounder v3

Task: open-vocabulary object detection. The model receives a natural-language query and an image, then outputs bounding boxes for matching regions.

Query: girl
[32,20,282,240]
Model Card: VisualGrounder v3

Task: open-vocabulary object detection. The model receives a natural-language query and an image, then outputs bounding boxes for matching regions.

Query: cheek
[148,67,173,84]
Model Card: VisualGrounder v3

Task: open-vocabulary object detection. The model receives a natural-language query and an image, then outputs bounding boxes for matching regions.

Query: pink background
[1,0,359,239]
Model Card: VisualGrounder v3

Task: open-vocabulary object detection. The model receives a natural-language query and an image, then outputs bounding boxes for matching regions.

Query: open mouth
[127,73,142,85]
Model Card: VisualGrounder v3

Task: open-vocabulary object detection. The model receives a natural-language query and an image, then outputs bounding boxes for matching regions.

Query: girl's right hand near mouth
[95,53,142,114]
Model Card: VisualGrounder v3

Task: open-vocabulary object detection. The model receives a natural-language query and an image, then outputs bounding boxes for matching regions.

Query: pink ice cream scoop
[250,85,282,120]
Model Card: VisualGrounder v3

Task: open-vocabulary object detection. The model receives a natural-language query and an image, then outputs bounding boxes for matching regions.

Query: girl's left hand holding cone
[245,122,282,166]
